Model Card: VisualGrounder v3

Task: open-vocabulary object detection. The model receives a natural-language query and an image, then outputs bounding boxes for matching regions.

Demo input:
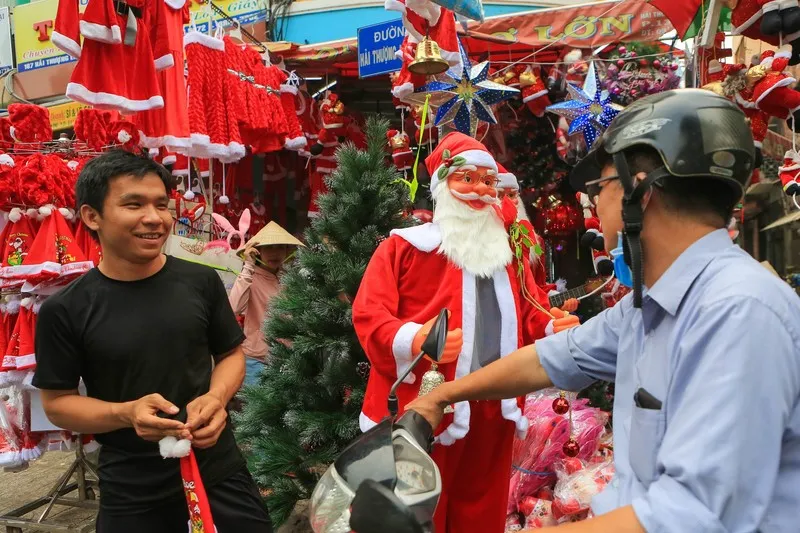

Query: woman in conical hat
[229,222,304,386]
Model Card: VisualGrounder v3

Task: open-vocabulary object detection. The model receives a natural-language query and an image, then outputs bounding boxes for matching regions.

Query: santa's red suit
[353,135,557,533]
[386,0,461,69]
[748,48,800,120]
[520,66,551,117]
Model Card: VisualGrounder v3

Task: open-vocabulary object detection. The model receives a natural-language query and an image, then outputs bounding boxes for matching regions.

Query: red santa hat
[13,298,35,371]
[74,109,113,150]
[0,210,35,288]
[74,221,102,267]
[7,104,52,144]
[425,132,498,195]
[496,163,519,190]
[159,437,217,533]
[0,118,13,150]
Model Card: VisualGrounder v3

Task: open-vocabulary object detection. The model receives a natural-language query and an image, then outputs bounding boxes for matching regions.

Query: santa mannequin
[353,133,579,533]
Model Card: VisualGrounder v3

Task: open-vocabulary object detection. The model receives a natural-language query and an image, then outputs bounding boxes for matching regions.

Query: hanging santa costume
[353,133,568,533]
[386,0,461,68]
[57,0,164,112]
[520,66,551,117]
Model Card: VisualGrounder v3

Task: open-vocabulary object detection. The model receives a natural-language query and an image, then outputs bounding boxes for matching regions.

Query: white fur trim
[284,136,307,151]
[385,0,406,14]
[39,205,53,216]
[184,31,225,51]
[776,45,793,60]
[14,353,36,370]
[497,171,518,189]
[58,207,73,219]
[154,53,175,71]
[360,411,378,432]
[522,89,549,103]
[735,92,757,109]
[730,8,763,34]
[66,83,164,113]
[51,31,81,59]
[162,155,177,165]
[390,223,442,252]
[137,131,191,150]
[280,84,298,95]
[392,82,414,100]
[80,21,121,44]
[430,149,498,195]
[165,0,187,8]
[780,0,798,8]
[8,208,22,223]
[754,140,763,148]
[762,0,780,11]
[392,322,423,385]
[707,60,722,74]
[755,76,796,112]
[0,154,14,167]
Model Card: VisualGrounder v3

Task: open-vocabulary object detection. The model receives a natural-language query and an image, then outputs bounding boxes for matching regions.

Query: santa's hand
[411,312,463,365]
[549,308,581,335]
[561,298,579,313]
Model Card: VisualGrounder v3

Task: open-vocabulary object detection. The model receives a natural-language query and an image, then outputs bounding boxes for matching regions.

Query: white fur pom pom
[5,298,19,314]
[555,278,567,293]
[58,207,73,220]
[183,190,195,201]
[38,205,53,217]
[219,195,229,204]
[8,126,17,142]
[117,130,132,144]
[20,297,33,309]
[8,208,22,223]
[0,154,14,167]
[26,208,38,219]
[158,436,192,459]
[67,160,79,171]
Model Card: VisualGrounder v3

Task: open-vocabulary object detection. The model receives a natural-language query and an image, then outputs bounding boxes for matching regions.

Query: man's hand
[411,312,463,364]
[551,308,580,334]
[561,298,579,313]
[120,394,190,442]
[405,389,450,432]
[185,393,228,449]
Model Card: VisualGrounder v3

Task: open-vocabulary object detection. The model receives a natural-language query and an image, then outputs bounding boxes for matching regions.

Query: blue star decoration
[546,61,624,150]
[406,39,519,137]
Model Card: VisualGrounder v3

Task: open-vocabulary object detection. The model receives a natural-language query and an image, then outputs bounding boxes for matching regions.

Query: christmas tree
[234,116,413,525]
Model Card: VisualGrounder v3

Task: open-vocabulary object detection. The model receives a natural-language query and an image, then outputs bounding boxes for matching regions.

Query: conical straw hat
[237,221,304,259]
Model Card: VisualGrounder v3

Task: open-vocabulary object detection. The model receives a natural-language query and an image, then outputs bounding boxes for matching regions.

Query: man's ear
[79,204,101,233]
[634,172,654,209]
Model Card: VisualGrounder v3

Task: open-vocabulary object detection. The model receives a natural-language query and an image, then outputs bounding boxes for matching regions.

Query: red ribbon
[180,449,216,533]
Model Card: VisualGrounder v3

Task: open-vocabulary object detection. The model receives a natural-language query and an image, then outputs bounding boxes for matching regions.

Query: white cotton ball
[8,208,22,223]
[158,436,178,458]
[0,154,14,167]
[20,297,33,309]
[67,160,79,171]
[58,207,73,220]
[38,205,53,217]
[26,208,38,219]
[219,195,229,204]
[183,190,195,201]
[117,130,132,144]
[172,438,192,458]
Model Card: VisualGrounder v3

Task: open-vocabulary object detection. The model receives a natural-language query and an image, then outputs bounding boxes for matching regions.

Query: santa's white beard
[433,185,513,278]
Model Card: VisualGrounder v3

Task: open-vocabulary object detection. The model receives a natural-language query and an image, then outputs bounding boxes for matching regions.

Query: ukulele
[548,277,609,308]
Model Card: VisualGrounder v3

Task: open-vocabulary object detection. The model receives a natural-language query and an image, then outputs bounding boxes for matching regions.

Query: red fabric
[53,0,81,58]
[352,228,551,435]
[180,449,216,533]
[432,400,515,533]
[67,0,163,114]
[647,0,700,38]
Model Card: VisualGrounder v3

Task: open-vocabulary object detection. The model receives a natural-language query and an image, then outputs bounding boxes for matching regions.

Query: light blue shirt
[536,229,800,533]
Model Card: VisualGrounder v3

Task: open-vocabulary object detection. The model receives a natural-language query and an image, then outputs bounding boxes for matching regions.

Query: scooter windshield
[334,417,397,491]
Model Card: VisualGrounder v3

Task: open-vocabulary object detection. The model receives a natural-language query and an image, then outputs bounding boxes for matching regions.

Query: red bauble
[652,59,661,69]
[563,439,581,457]
[519,496,538,516]
[552,396,570,415]
[616,59,625,68]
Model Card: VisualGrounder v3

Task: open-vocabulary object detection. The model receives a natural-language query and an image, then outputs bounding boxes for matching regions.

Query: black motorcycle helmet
[570,89,755,308]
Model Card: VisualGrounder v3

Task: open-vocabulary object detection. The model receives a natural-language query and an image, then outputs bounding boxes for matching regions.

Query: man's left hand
[186,393,228,449]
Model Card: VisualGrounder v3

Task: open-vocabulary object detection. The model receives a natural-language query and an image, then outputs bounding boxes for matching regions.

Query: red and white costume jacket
[352,223,553,446]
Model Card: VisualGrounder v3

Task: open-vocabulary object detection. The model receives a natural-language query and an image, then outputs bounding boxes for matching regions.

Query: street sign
[357,19,404,79]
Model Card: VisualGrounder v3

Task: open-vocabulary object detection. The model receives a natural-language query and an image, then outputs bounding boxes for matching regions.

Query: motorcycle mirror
[420,308,448,363]
[350,479,424,533]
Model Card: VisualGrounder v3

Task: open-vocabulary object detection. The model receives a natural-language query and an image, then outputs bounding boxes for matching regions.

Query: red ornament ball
[618,46,627,54]
[616,59,625,68]
[563,439,581,457]
[670,63,679,71]
[552,396,570,415]
[652,59,661,69]
[638,58,649,67]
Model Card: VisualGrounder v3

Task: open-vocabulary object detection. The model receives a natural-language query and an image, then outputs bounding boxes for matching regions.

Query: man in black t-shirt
[33,150,272,533]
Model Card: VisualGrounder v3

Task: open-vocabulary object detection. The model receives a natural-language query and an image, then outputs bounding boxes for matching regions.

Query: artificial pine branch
[234,116,415,526]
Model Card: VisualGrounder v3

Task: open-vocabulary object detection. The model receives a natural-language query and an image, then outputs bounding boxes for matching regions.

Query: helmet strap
[613,153,671,308]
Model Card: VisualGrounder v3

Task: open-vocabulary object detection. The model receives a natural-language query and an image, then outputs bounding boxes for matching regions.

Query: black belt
[114,0,142,19]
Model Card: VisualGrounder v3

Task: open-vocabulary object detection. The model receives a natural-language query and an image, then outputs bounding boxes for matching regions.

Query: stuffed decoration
[576,193,613,277]
[726,0,800,55]
[7,104,52,144]
[520,66,551,117]
[503,64,526,88]
[747,48,800,125]
[564,50,588,86]
[392,36,427,102]
[386,0,461,71]
[779,149,800,195]
[159,437,216,533]
[411,104,438,145]
[387,129,414,171]
[309,93,347,156]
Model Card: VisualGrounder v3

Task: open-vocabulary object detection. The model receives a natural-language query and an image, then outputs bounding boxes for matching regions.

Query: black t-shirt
[32,256,247,513]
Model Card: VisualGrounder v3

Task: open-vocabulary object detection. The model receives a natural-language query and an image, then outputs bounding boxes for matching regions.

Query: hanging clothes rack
[206,0,268,53]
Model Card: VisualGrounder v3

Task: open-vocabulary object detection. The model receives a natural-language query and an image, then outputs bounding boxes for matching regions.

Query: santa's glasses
[498,189,519,201]
[450,171,501,188]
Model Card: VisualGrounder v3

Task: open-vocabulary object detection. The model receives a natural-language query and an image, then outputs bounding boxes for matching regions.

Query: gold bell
[409,36,450,76]
[417,362,454,414]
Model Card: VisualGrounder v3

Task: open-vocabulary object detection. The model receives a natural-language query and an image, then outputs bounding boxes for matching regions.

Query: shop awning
[276,0,675,74]
[761,210,800,231]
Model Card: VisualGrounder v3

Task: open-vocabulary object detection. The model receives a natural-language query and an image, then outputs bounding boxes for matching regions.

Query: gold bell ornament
[408,35,450,76]
[418,362,454,413]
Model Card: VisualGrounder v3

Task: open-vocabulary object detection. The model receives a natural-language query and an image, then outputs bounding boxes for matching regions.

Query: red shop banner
[466,0,674,49]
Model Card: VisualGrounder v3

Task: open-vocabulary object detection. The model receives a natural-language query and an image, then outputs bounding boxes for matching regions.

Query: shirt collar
[644,228,733,316]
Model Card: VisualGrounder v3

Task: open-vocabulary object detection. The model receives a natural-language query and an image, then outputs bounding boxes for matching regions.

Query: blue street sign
[357,19,404,79]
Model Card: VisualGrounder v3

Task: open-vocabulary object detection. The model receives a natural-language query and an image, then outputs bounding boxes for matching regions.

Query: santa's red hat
[108,120,141,150]
[0,296,20,376]
[74,109,113,150]
[496,163,519,190]
[17,154,64,209]
[425,132,497,195]
[0,153,18,211]
[8,104,52,143]
[74,222,102,267]
[13,208,91,288]
[13,298,36,371]
[0,211,36,288]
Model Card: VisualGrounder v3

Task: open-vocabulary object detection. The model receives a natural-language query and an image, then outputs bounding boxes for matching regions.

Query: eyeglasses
[585,175,619,204]
[499,189,519,201]
[450,171,501,188]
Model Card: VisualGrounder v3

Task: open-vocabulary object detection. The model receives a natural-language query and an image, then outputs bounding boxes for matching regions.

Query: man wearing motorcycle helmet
[408,89,800,532]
